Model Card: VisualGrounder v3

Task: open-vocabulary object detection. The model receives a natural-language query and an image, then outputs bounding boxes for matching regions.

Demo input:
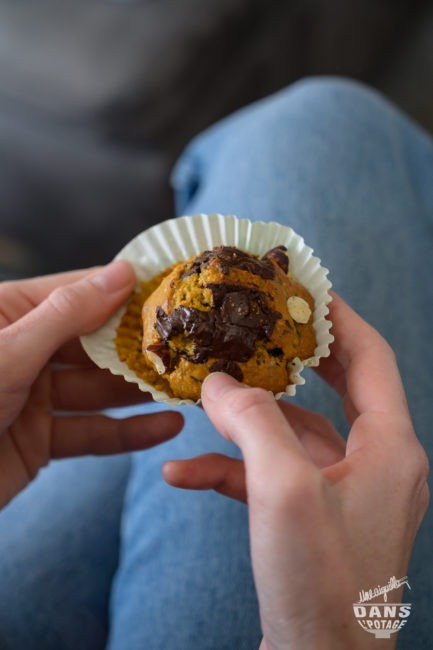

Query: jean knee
[276,75,392,124]
[180,75,394,164]
[171,75,401,216]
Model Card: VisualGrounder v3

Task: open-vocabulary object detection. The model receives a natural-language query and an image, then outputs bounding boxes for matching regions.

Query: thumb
[202,373,309,472]
[1,260,135,379]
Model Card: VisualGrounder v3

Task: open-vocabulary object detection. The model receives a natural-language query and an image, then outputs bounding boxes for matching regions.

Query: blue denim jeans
[0,77,432,650]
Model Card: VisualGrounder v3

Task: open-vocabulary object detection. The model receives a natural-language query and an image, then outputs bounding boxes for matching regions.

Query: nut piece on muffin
[116,245,316,402]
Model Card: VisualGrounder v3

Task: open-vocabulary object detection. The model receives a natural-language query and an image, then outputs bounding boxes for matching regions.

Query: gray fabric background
[0,0,432,275]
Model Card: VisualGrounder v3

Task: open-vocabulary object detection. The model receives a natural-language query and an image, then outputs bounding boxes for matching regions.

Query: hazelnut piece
[287,296,312,324]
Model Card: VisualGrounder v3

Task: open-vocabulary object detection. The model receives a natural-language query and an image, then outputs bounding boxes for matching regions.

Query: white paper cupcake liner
[81,214,334,406]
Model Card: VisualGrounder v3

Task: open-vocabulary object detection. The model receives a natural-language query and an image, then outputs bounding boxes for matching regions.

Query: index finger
[0,268,102,330]
[3,268,100,304]
[317,293,410,420]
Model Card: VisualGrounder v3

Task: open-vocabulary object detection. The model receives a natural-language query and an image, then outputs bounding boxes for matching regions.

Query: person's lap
[0,77,432,649]
[107,406,259,650]
[0,453,131,649]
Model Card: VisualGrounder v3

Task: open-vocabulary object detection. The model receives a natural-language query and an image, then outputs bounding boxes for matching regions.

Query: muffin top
[134,245,316,401]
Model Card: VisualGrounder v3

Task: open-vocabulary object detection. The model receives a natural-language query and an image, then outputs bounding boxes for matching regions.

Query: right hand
[164,294,429,649]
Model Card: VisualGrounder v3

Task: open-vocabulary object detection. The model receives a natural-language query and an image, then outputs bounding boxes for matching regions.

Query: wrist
[263,634,397,650]
[262,619,398,650]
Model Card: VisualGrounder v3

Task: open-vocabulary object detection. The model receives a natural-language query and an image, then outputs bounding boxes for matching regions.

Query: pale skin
[0,263,428,649]
[163,294,430,650]
[0,260,183,509]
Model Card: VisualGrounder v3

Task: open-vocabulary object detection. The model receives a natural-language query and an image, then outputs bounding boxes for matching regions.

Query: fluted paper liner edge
[81,214,334,406]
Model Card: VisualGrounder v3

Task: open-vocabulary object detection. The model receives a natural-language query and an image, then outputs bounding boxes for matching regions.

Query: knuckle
[368,331,397,365]
[400,441,430,519]
[0,283,14,326]
[0,328,30,390]
[413,445,430,503]
[380,336,397,361]
[47,284,83,317]
[418,483,430,521]
[417,446,430,482]
[408,443,430,486]
[0,282,11,301]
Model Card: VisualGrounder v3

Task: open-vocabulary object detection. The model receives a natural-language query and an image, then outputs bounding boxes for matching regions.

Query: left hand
[0,261,183,509]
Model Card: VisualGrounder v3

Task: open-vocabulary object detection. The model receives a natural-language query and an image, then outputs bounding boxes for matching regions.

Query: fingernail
[202,372,243,401]
[89,260,135,293]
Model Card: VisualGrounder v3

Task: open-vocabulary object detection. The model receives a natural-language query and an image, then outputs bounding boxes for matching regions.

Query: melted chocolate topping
[155,284,281,363]
[155,246,289,368]
[182,245,287,280]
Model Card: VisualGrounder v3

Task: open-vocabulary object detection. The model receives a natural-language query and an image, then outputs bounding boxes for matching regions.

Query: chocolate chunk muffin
[115,245,316,402]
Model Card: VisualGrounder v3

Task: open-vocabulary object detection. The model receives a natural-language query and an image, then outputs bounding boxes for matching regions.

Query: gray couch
[1,0,432,277]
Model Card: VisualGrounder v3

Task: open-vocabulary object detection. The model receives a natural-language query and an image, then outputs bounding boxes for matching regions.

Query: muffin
[115,244,316,402]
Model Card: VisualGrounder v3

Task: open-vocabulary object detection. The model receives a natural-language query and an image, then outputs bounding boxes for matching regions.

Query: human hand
[0,261,183,509]
[163,294,429,649]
